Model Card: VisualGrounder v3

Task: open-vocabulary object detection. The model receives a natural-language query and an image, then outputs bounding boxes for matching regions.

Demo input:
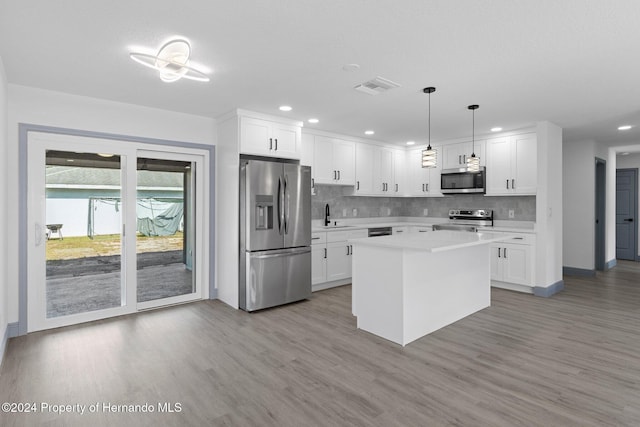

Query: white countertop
[349,230,515,252]
[312,217,535,234]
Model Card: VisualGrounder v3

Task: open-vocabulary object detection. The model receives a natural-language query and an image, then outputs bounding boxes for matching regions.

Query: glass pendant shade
[467,104,480,171]
[467,153,480,171]
[422,87,437,168]
[422,146,437,168]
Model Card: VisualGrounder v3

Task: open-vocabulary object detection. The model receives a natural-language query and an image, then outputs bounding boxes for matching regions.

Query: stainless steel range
[432,209,493,232]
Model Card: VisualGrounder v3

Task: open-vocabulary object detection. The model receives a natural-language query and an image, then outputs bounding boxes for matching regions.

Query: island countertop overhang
[349,230,516,253]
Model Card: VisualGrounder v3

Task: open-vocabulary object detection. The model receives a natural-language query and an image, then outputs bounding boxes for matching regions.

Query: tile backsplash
[312,184,536,221]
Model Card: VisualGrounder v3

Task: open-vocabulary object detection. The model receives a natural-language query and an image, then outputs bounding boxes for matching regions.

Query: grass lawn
[46,232,184,261]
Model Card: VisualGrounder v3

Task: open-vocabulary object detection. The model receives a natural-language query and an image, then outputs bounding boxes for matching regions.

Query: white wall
[616,153,640,256]
[562,139,598,270]
[535,121,563,290]
[7,85,216,324]
[0,57,9,358]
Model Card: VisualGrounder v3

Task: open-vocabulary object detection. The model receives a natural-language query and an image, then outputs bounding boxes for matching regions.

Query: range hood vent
[354,76,401,95]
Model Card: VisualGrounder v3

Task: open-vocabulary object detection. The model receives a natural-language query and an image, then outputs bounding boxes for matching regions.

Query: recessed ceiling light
[365,130,375,135]
[129,38,210,83]
[342,63,360,72]
[279,105,292,112]
[490,127,502,132]
[406,141,415,145]
[618,125,632,130]
[308,118,319,124]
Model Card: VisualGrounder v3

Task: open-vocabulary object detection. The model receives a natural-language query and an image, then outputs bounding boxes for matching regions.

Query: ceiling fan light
[129,38,210,83]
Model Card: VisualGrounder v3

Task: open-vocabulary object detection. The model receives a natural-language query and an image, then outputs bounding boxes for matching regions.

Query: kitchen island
[350,230,514,346]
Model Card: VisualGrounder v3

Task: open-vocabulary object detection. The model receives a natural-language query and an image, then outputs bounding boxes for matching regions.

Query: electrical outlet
[342,208,347,217]
[386,208,391,216]
[508,209,515,219]
[423,208,429,216]
[352,208,358,217]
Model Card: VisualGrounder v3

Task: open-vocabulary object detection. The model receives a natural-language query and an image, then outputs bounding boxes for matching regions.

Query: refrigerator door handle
[284,174,290,234]
[277,176,283,234]
[250,247,311,259]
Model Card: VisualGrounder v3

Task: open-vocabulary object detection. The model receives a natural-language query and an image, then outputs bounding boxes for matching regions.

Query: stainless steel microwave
[440,167,486,194]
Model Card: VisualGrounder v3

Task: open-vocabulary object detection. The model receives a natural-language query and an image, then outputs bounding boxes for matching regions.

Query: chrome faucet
[324,204,331,226]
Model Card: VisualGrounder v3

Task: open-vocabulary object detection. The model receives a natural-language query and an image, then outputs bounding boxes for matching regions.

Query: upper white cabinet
[354,144,395,195]
[313,135,355,185]
[442,140,486,170]
[354,144,374,194]
[239,115,302,159]
[486,133,537,195]
[392,149,405,195]
[405,147,442,196]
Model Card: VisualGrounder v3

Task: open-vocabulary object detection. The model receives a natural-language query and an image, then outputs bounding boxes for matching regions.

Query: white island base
[351,231,509,346]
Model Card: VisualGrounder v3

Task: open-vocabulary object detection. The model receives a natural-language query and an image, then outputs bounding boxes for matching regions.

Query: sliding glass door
[27,132,209,332]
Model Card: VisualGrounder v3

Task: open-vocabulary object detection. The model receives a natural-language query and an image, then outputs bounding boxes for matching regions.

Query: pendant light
[422,87,437,168]
[467,104,480,172]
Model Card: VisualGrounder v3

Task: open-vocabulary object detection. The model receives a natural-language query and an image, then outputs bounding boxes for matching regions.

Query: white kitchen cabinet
[326,241,352,281]
[240,116,301,159]
[313,136,355,185]
[312,229,367,290]
[490,232,535,287]
[354,144,375,194]
[442,140,486,170]
[301,133,314,168]
[409,225,432,233]
[406,147,442,196]
[355,144,395,195]
[392,226,409,235]
[393,149,405,195]
[486,133,537,195]
[311,232,328,285]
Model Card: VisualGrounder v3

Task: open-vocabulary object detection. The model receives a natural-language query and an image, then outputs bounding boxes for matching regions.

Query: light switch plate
[508,209,515,218]
[342,208,347,217]
[352,208,358,217]
[423,208,428,216]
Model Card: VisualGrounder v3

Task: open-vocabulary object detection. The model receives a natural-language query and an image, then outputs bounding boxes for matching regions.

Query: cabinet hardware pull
[463,154,466,163]
[357,181,360,190]
[269,138,273,150]
[511,179,515,189]
[422,184,425,192]
[312,237,320,240]
[498,248,501,258]
[350,245,353,254]
[458,155,461,164]
[347,245,350,255]
[395,183,398,192]
[312,178,315,188]
[324,248,327,259]
[504,248,507,258]
[275,138,278,150]
[382,183,385,191]
[333,170,337,180]
[506,180,509,189]
[426,183,429,192]
[338,170,341,180]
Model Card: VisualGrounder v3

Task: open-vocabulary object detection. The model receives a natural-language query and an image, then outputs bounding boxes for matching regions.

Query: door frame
[18,123,216,335]
[615,168,638,262]
[595,158,606,270]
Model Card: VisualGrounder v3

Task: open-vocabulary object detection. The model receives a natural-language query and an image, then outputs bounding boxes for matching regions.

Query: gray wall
[312,184,536,221]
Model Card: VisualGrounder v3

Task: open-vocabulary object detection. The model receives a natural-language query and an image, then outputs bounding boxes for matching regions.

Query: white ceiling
[2,0,640,146]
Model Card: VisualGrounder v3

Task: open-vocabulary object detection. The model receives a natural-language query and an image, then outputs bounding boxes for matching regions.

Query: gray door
[283,164,311,248]
[244,160,284,251]
[616,169,637,261]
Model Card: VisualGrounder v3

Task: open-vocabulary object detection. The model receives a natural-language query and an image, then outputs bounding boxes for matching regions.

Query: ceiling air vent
[354,76,401,95]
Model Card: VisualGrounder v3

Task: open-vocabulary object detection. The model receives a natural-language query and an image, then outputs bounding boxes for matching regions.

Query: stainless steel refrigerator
[239,158,312,311]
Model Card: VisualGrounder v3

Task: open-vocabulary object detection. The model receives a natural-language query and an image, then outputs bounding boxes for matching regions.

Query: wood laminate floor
[1,262,640,426]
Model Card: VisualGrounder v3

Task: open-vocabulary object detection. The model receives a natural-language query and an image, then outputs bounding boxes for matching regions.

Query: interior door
[616,169,637,261]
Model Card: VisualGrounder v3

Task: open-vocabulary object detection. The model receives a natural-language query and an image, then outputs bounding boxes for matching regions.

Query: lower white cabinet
[410,225,432,233]
[311,229,368,289]
[489,232,535,287]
